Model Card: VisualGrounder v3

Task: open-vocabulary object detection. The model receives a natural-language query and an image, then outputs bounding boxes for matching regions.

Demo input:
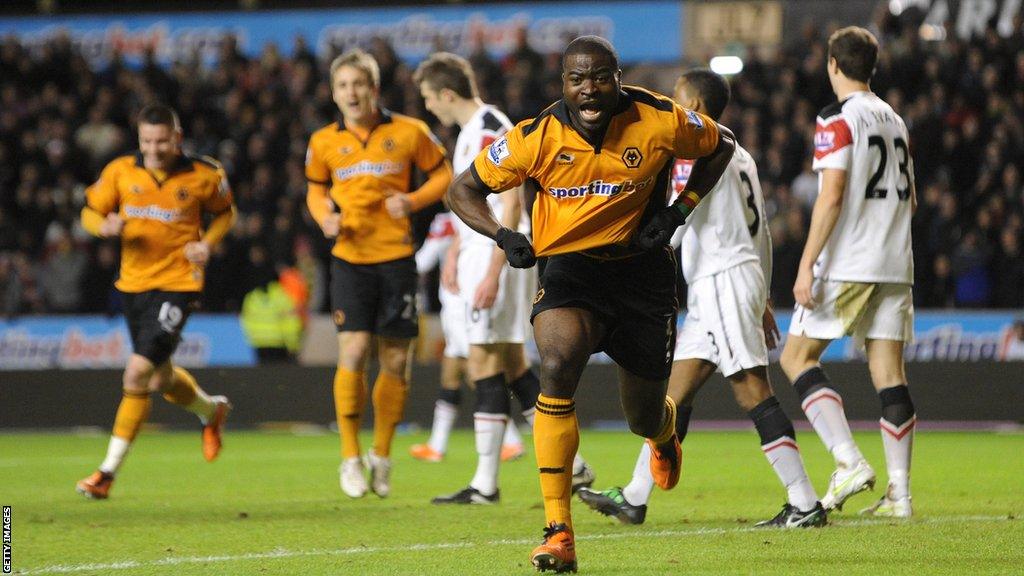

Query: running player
[75,104,236,499]
[413,53,594,505]
[306,49,453,499]
[577,69,826,528]
[780,26,917,518]
[447,36,734,572]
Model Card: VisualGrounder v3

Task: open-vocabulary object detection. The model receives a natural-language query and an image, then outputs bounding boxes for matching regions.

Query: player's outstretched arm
[793,168,846,308]
[447,169,535,268]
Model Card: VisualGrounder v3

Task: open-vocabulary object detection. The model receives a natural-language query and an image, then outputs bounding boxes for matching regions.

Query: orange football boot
[409,443,444,462]
[530,522,577,573]
[647,434,682,490]
[76,470,114,500]
[202,397,231,462]
[500,443,525,462]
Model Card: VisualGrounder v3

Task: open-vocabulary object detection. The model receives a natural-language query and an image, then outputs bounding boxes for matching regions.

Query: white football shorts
[674,261,769,377]
[457,243,529,346]
[788,280,914,346]
[439,286,468,359]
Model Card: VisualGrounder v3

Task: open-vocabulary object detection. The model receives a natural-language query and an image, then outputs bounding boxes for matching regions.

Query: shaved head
[562,35,619,70]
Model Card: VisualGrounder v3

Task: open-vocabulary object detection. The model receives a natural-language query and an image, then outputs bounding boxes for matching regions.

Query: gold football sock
[534,394,579,529]
[649,396,678,445]
[162,367,217,421]
[334,368,367,459]
[112,390,152,442]
[371,371,408,457]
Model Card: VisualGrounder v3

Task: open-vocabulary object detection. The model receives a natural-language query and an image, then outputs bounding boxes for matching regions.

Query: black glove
[495,227,536,268]
[636,205,687,250]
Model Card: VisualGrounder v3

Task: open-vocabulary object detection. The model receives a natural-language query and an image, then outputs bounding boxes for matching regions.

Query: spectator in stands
[38,224,87,313]
[1,18,1023,314]
[952,229,993,307]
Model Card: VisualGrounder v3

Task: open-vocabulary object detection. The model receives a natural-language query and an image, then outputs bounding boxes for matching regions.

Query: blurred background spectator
[0,10,1021,315]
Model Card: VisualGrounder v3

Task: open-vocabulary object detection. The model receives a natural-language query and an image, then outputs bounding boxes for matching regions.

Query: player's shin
[878,385,915,500]
[469,374,510,495]
[334,368,367,459]
[793,366,863,468]
[428,387,460,454]
[163,367,216,421]
[371,371,408,457]
[534,394,579,529]
[751,396,818,512]
[103,390,152,473]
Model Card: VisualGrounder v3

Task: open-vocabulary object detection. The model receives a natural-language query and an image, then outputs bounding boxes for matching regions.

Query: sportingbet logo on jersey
[547,176,653,199]
[488,136,510,166]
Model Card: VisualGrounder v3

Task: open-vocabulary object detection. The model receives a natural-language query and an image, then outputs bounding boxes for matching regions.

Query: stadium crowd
[0,13,1022,317]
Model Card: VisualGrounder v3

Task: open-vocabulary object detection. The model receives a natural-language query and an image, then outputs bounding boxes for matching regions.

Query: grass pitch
[2,428,1021,575]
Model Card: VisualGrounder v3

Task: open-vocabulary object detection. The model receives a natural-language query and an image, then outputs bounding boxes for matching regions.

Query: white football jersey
[812,91,914,284]
[453,105,525,249]
[670,144,771,285]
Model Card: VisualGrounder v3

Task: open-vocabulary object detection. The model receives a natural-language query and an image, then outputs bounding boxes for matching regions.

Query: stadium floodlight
[709,56,743,76]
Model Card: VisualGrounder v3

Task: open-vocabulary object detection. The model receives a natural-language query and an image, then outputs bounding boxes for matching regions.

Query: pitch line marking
[17,514,1015,574]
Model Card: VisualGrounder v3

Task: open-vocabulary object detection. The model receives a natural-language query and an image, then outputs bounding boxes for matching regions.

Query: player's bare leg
[335,331,372,497]
[782,334,873,511]
[529,308,602,573]
[861,338,915,517]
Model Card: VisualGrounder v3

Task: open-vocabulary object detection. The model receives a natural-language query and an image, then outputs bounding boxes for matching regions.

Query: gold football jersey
[86,153,234,292]
[472,86,719,257]
[306,110,448,264]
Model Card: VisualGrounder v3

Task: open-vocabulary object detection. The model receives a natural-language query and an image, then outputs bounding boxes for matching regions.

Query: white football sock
[469,413,506,496]
[99,436,131,475]
[801,387,863,468]
[427,400,459,454]
[503,419,523,447]
[761,436,818,511]
[880,416,915,499]
[622,441,655,506]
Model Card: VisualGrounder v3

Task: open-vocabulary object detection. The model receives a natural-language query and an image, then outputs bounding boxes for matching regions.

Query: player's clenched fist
[495,227,536,268]
[321,213,341,238]
[637,205,687,250]
[99,213,124,238]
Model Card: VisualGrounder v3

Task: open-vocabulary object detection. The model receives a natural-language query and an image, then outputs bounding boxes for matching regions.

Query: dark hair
[562,35,619,70]
[137,104,181,130]
[828,26,879,83]
[412,52,478,99]
[680,69,730,121]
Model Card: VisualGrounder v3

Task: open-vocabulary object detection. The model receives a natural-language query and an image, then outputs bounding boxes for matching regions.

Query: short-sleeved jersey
[471,86,719,257]
[671,144,771,285]
[812,91,914,284]
[306,110,447,264]
[85,153,234,293]
[452,105,527,249]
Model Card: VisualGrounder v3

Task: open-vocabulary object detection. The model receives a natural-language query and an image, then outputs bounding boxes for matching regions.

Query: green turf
[1,428,1021,575]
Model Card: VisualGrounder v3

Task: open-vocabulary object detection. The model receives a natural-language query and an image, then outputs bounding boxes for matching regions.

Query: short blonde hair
[330,48,380,88]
